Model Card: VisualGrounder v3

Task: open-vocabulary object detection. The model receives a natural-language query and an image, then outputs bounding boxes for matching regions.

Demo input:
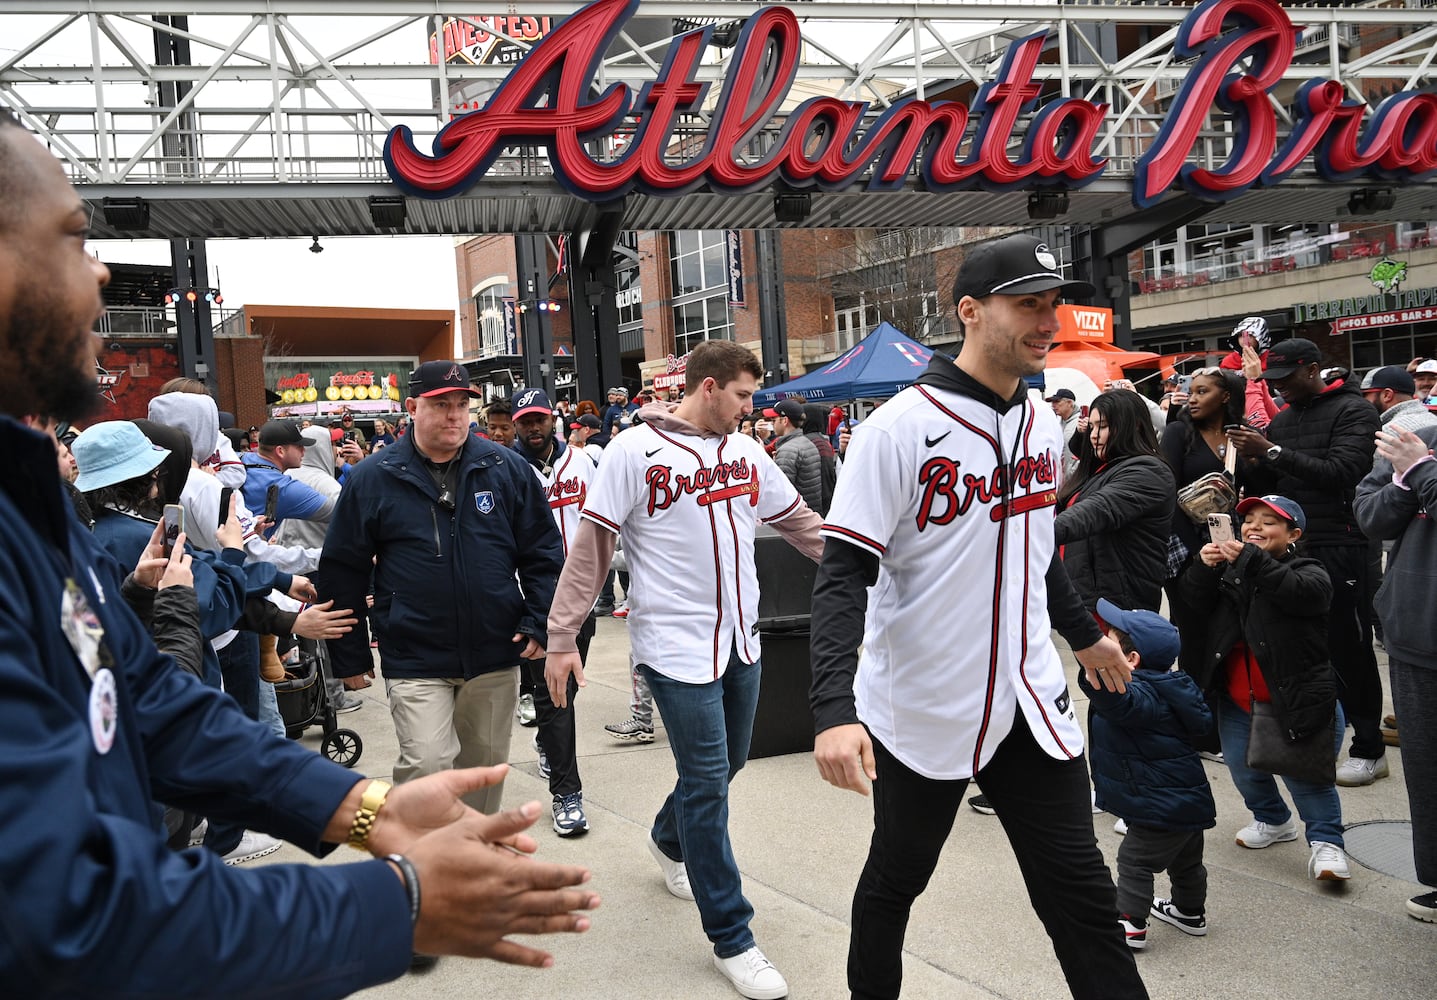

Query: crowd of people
[2,114,1433,1000]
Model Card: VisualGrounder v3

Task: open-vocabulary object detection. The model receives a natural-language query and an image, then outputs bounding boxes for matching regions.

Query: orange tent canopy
[1046,341,1163,386]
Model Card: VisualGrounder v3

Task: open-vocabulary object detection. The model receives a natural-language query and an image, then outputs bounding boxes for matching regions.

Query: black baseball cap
[1046,388,1076,402]
[258,420,306,447]
[575,413,602,430]
[762,399,806,424]
[1259,339,1322,381]
[512,387,553,420]
[409,360,480,398]
[1360,365,1417,396]
[953,234,1096,302]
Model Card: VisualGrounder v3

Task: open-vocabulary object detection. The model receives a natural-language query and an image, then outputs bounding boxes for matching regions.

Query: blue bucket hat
[72,421,171,493]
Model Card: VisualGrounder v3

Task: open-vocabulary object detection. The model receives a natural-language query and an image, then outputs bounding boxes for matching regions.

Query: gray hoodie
[1354,424,1437,667]
[147,392,219,462]
[273,426,341,550]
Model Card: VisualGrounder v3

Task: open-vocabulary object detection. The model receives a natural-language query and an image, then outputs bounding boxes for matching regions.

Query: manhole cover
[1343,820,1419,881]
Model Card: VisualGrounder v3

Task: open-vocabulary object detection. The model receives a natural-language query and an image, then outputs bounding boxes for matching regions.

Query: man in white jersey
[512,386,594,837]
[810,233,1148,1000]
[545,341,823,1000]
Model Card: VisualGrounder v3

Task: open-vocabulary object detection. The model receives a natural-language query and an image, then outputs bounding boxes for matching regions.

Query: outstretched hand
[404,806,599,965]
[1073,634,1132,694]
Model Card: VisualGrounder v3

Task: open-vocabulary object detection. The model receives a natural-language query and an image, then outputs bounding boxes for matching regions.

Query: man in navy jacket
[320,361,564,816]
[0,113,598,995]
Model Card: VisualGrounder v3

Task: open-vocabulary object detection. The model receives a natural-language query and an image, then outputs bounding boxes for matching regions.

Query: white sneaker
[188,818,208,847]
[1309,841,1351,881]
[647,834,694,901]
[713,946,788,1000]
[1114,817,1128,835]
[1235,818,1298,849]
[223,831,282,866]
[1335,755,1389,786]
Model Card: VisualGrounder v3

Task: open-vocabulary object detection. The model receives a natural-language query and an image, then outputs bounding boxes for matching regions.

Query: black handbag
[1245,699,1336,786]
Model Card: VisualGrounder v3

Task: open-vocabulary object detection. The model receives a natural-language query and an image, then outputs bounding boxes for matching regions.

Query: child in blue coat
[1080,598,1216,951]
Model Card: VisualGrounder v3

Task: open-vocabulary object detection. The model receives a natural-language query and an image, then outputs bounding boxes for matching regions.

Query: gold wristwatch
[346,779,392,851]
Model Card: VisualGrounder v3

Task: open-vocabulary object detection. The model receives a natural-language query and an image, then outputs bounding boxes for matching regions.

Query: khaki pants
[384,668,519,814]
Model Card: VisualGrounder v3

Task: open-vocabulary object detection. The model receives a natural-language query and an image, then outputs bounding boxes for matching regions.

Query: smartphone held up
[1206,512,1235,545]
[162,504,186,558]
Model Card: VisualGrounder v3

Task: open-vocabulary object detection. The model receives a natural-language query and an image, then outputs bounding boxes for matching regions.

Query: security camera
[309,237,324,254]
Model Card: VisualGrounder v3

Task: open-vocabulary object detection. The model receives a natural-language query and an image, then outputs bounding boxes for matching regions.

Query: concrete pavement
[269,616,1435,999]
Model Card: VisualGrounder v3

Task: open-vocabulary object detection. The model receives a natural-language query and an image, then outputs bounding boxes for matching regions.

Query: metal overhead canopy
[3,1,1436,238]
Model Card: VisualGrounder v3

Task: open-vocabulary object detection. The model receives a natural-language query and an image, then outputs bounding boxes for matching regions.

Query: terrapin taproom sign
[386,0,1437,208]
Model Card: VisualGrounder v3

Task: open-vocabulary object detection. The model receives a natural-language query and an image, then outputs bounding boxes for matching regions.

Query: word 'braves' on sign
[385,0,1437,208]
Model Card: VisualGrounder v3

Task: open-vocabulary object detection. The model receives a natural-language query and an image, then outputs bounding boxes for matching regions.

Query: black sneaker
[1119,916,1147,950]
[1150,897,1207,936]
[1408,890,1437,923]
[968,794,995,815]
[409,953,439,972]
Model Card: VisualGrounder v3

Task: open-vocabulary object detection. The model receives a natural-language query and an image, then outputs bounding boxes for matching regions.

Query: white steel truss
[3,1,1436,237]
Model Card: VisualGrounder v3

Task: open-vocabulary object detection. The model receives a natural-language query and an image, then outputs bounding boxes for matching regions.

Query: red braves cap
[409,361,480,398]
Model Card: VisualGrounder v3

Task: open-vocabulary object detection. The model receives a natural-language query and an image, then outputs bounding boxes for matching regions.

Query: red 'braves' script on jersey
[547,474,585,509]
[915,451,1057,530]
[646,459,758,515]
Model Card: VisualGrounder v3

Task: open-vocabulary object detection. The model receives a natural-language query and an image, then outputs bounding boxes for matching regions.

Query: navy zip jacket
[0,417,410,996]
[320,429,563,681]
[1079,666,1216,832]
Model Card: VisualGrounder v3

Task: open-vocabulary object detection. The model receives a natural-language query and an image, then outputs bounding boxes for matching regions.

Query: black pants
[848,724,1147,1000]
[1165,566,1223,755]
[1309,544,1384,760]
[525,615,595,798]
[1115,825,1206,921]
[1390,658,1437,887]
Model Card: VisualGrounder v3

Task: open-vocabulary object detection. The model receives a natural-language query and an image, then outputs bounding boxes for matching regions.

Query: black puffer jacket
[1242,380,1379,548]
[1054,454,1175,613]
[1177,544,1337,740]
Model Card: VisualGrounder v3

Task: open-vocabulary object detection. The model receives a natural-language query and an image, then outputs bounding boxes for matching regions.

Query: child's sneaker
[1119,916,1147,951]
[532,732,550,780]
[1150,898,1207,936]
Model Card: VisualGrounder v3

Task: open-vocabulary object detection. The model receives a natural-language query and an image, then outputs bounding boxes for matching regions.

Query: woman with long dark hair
[1055,389,1176,614]
[1161,368,1247,594]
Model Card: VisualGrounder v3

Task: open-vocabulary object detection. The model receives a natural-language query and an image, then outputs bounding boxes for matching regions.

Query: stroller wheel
[322,728,363,768]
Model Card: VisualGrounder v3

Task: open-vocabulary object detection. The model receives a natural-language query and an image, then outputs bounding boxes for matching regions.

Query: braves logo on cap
[444,364,464,384]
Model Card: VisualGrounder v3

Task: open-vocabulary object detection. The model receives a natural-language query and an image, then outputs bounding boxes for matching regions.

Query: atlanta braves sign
[385,0,1437,208]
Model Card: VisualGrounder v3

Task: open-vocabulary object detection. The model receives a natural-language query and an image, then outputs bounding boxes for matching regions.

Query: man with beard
[545,341,823,1000]
[511,386,594,836]
[0,114,598,995]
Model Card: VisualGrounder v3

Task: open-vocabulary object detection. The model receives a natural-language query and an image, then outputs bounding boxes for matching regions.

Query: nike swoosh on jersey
[645,448,662,457]
[924,431,951,448]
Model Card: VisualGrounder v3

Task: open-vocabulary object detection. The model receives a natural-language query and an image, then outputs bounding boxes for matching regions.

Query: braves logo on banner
[474,490,496,514]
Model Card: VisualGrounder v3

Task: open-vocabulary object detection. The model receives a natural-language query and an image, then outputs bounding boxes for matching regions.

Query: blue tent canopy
[753,322,938,405]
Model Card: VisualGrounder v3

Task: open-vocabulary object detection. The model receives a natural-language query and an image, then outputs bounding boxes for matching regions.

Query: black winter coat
[1177,544,1337,740]
[1242,380,1379,548]
[1054,454,1175,613]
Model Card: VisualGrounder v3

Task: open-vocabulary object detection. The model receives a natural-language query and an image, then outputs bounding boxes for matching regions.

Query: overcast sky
[97,235,465,353]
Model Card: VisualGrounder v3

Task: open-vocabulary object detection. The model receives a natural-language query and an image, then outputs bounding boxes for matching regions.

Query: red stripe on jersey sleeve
[759,495,802,523]
[820,524,887,556]
[580,509,623,534]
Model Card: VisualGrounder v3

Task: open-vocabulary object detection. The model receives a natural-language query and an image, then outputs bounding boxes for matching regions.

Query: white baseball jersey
[527,442,595,555]
[580,421,802,683]
[821,382,1083,780]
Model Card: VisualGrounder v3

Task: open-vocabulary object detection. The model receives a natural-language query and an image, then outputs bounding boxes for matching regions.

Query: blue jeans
[640,647,761,958]
[1217,695,1346,846]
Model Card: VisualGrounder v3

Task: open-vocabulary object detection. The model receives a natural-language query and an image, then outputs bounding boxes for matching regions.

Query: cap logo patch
[445,364,464,383]
[1034,244,1058,271]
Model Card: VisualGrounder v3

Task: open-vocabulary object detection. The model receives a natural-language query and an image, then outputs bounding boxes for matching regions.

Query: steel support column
[170,237,218,383]
[515,233,555,395]
[754,230,790,386]
[567,207,626,406]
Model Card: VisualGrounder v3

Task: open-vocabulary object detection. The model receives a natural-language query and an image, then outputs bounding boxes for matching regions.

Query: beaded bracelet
[385,853,421,928]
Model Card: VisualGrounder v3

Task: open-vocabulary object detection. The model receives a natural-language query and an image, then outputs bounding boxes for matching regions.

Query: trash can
[748,525,817,759]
